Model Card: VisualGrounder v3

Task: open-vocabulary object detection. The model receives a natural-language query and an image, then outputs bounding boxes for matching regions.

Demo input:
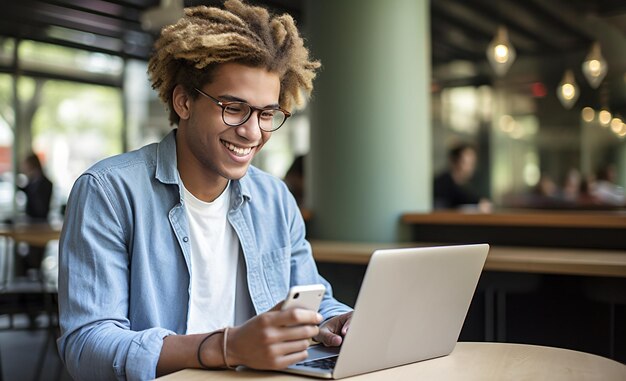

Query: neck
[178,158,229,202]
[176,136,229,203]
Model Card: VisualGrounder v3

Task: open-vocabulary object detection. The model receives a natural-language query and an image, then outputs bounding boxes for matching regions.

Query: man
[433,143,492,212]
[57,2,352,380]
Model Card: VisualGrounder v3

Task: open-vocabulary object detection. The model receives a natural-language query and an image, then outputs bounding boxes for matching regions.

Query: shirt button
[183,237,189,242]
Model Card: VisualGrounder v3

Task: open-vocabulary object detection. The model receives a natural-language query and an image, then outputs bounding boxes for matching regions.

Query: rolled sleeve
[125,328,176,380]
[59,324,175,381]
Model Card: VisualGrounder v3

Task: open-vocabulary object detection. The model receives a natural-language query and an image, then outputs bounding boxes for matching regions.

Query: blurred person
[523,173,562,208]
[11,153,54,282]
[18,152,53,221]
[577,176,599,207]
[533,173,558,198]
[284,155,305,205]
[561,167,581,203]
[433,143,492,213]
[591,164,625,206]
[57,2,352,380]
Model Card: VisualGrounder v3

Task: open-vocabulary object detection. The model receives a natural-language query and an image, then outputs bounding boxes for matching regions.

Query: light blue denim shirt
[57,130,351,381]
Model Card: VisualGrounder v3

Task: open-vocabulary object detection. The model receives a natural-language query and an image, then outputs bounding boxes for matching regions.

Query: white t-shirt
[183,182,240,334]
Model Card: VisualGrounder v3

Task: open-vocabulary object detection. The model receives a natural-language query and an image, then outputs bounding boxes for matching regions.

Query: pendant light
[582,42,608,89]
[598,109,612,127]
[610,117,623,135]
[556,70,579,109]
[487,26,516,77]
[581,107,595,123]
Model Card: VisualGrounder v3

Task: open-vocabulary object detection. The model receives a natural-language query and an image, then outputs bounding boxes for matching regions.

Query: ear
[172,85,191,120]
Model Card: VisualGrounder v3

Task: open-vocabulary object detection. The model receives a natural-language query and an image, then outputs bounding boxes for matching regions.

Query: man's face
[177,62,280,184]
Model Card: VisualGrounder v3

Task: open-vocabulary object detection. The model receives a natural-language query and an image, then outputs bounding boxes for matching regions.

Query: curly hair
[147,0,320,125]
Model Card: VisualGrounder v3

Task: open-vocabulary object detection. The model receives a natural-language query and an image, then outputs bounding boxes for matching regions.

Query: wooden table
[0,223,62,247]
[309,240,626,278]
[155,342,626,380]
[400,210,626,250]
[401,210,626,229]
[0,223,62,287]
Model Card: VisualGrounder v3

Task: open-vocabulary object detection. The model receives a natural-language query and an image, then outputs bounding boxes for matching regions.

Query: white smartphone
[281,284,326,312]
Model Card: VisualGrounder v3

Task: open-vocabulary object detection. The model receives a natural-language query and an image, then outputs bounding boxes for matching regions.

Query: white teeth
[223,141,252,156]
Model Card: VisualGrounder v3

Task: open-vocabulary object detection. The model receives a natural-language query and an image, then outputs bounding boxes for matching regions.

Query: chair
[0,238,63,381]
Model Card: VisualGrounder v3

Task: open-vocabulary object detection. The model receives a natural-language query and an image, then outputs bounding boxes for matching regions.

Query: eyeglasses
[194,88,291,132]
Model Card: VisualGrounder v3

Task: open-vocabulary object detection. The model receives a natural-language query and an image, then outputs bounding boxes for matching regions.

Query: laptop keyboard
[301,356,337,370]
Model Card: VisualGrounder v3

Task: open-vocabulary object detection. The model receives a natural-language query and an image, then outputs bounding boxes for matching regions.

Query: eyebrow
[218,94,280,109]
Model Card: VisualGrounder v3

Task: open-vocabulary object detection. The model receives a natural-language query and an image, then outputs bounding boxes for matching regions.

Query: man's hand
[314,311,353,347]
[224,303,323,370]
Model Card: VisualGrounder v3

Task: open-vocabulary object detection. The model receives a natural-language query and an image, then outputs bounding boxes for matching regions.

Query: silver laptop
[283,244,489,379]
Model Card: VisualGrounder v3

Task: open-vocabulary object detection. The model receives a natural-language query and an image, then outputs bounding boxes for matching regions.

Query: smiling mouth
[221,140,253,157]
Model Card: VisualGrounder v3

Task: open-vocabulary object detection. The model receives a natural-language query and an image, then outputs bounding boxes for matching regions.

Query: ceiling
[0,0,625,107]
[432,0,626,64]
[0,0,297,60]
[432,0,626,112]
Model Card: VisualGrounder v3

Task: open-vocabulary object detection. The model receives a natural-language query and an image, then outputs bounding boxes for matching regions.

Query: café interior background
[0,0,624,218]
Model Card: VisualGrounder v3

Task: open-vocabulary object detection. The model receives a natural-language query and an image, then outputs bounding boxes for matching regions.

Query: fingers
[244,310,321,346]
[271,308,323,327]
[260,324,320,344]
[230,328,312,370]
[228,308,324,370]
[261,345,309,370]
[277,349,310,369]
[227,322,314,370]
[268,339,311,368]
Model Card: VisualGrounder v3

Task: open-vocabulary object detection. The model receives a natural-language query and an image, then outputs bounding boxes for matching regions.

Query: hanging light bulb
[598,109,612,127]
[610,117,623,134]
[556,70,579,109]
[581,107,595,122]
[582,42,608,89]
[487,26,516,77]
[618,124,626,138]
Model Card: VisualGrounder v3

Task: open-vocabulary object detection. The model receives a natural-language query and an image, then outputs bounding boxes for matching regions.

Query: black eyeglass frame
[194,88,291,132]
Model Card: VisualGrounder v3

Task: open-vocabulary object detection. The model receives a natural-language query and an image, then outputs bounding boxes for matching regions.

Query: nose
[235,110,264,141]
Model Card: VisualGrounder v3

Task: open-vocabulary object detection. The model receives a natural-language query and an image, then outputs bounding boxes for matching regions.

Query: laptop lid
[285,243,489,379]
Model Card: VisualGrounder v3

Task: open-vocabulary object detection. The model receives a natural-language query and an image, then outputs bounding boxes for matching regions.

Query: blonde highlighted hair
[148,0,320,125]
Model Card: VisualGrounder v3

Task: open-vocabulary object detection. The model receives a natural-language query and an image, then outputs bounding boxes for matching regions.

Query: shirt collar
[155,129,252,207]
[234,170,252,206]
[155,129,179,185]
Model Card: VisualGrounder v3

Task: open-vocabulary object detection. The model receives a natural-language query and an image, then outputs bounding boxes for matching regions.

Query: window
[0,73,14,216]
[27,78,123,210]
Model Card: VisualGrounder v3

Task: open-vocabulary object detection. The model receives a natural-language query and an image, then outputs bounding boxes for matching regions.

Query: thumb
[341,320,351,336]
[316,326,343,347]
